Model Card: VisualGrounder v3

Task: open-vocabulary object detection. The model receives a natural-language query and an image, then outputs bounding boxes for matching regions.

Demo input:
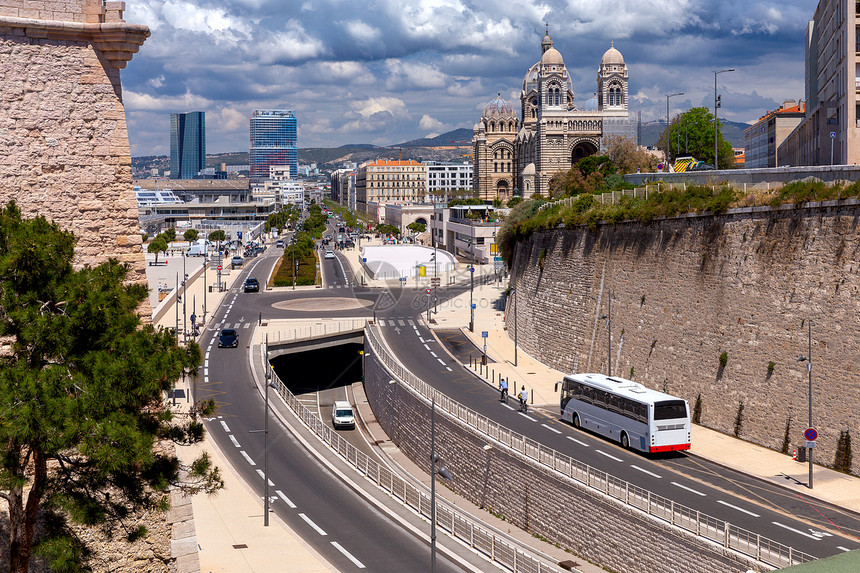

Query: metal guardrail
[363,325,816,569]
[267,327,567,573]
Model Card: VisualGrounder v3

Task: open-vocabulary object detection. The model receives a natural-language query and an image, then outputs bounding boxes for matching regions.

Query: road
[197,241,463,572]
[376,305,860,560]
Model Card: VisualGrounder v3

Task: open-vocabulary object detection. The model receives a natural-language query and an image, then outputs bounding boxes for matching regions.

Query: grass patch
[272,251,318,287]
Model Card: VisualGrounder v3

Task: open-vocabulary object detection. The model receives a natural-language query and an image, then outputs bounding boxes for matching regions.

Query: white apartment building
[425,161,473,201]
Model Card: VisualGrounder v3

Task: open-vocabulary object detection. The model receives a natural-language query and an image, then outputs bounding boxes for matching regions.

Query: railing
[363,326,816,569]
[267,325,568,573]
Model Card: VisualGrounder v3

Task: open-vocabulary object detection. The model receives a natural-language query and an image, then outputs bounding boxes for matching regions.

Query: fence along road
[363,325,816,570]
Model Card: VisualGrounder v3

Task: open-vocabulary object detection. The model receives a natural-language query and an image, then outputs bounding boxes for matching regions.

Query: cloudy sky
[122,0,814,157]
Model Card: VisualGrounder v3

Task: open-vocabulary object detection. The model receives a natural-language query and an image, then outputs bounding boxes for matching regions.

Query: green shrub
[733,401,744,437]
[692,393,702,424]
[719,351,728,369]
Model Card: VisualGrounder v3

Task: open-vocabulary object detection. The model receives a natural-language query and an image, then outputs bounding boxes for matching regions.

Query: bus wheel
[620,432,629,449]
[572,413,580,429]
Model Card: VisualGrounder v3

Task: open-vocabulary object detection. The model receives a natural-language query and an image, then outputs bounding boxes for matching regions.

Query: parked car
[231,255,243,267]
[243,277,259,293]
[324,250,335,259]
[218,328,238,348]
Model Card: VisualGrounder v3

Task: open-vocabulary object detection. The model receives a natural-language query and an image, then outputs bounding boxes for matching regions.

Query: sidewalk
[426,278,860,514]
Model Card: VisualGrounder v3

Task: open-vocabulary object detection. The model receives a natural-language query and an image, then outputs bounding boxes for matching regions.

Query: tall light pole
[250,334,274,525]
[469,221,475,332]
[714,68,735,169]
[601,290,611,376]
[797,320,813,489]
[665,92,684,169]
[430,398,452,573]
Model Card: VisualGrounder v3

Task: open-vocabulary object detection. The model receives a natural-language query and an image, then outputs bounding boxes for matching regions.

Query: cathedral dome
[601,43,624,66]
[482,93,515,120]
[541,47,564,66]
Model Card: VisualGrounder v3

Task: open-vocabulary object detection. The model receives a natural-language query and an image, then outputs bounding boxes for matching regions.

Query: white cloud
[124,90,213,112]
[161,1,250,36]
[385,60,448,89]
[419,115,446,131]
[343,20,383,45]
[258,20,328,64]
[350,97,409,119]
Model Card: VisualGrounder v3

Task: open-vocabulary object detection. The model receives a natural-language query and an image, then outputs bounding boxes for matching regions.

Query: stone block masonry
[506,201,860,475]
[0,1,151,315]
[364,351,763,573]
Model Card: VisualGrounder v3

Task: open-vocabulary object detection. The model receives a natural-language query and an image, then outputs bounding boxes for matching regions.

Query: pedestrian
[157,281,162,293]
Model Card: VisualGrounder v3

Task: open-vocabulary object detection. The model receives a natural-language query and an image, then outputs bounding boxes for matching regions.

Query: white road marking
[771,521,821,541]
[717,500,760,517]
[430,351,438,357]
[299,513,327,536]
[244,322,251,329]
[436,358,446,365]
[229,435,240,448]
[220,421,231,433]
[240,451,256,466]
[423,344,430,350]
[418,337,425,343]
[595,449,622,462]
[397,320,405,326]
[541,423,562,434]
[501,403,516,411]
[446,366,452,371]
[630,465,662,479]
[255,469,274,486]
[331,542,365,568]
[377,319,385,326]
[204,368,209,376]
[517,411,537,421]
[276,490,296,509]
[837,546,851,552]
[566,436,589,447]
[671,482,706,496]
[407,319,415,326]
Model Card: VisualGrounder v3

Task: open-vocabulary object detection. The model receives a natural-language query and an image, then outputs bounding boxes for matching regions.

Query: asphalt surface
[380,315,860,560]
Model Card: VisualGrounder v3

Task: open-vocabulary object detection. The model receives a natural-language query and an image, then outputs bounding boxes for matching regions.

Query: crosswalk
[210,321,253,330]
[375,317,415,327]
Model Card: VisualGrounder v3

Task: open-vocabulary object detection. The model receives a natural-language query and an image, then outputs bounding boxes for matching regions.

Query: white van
[331,400,355,430]
[186,239,208,256]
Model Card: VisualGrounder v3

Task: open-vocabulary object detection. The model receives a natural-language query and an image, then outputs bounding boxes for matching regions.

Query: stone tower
[0,1,151,313]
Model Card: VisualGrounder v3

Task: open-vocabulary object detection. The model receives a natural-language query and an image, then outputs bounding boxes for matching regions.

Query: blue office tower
[250,109,297,180]
[170,111,206,179]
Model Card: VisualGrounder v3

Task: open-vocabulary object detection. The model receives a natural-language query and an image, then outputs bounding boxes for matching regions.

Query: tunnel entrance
[271,342,364,396]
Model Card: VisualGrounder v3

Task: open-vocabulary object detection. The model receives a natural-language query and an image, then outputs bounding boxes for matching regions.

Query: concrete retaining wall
[506,202,860,475]
[625,165,860,186]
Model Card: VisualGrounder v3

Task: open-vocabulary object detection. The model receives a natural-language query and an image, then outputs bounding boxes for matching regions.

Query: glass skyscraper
[250,109,297,180]
[169,111,206,179]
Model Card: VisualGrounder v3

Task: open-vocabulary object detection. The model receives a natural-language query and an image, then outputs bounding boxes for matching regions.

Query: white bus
[560,373,691,453]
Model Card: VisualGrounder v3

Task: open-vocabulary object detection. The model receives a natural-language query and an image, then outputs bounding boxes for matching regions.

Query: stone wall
[0,1,151,315]
[506,201,860,475]
[365,351,763,573]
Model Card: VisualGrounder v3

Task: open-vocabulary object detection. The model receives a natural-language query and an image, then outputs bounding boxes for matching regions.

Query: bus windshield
[654,400,687,420]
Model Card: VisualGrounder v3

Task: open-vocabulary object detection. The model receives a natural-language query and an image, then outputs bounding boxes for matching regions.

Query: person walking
[499,377,508,403]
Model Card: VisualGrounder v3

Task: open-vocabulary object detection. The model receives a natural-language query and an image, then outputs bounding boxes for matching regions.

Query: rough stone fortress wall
[506,202,860,475]
[0,0,150,314]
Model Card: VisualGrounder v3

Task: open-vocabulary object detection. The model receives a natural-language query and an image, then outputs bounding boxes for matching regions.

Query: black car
[244,277,259,293]
[218,329,238,348]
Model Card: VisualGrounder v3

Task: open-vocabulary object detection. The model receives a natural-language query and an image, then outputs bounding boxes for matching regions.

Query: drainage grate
[232,544,248,549]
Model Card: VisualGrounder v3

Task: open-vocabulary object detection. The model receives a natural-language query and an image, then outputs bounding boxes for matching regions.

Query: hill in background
[133,121,753,175]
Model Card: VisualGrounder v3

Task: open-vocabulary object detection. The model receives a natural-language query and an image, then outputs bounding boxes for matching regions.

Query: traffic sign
[804,427,818,441]
[399,277,407,283]
[830,131,837,139]
[425,288,431,294]
[362,258,367,263]
[482,331,488,338]
[471,303,476,309]
[431,277,440,287]
[216,265,222,271]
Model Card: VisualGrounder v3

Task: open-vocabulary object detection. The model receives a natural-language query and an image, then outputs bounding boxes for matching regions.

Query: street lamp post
[665,92,684,169]
[469,223,475,332]
[601,290,611,376]
[429,398,452,573]
[797,320,813,489]
[714,68,735,168]
[250,334,274,525]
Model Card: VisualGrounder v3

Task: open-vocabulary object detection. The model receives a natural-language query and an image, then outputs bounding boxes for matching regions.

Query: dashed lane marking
[630,465,662,479]
[671,482,706,496]
[595,449,622,462]
[255,469,275,486]
[299,513,327,536]
[517,411,537,421]
[220,421,231,433]
[423,344,430,350]
[717,500,760,517]
[771,521,821,541]
[541,423,562,434]
[446,367,452,371]
[240,451,256,466]
[331,542,366,569]
[436,358,446,365]
[566,436,589,447]
[229,435,240,448]
[430,352,438,358]
[276,490,297,509]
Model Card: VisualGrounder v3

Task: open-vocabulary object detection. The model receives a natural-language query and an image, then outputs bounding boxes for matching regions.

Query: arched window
[490,121,496,132]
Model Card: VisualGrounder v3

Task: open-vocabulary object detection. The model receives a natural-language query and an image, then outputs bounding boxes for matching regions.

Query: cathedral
[472,31,634,200]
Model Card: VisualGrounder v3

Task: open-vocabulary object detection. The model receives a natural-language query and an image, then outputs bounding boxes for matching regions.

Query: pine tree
[0,202,222,573]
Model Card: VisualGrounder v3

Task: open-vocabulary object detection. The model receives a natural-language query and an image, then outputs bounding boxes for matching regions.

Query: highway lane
[197,247,463,573]
[375,310,860,560]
